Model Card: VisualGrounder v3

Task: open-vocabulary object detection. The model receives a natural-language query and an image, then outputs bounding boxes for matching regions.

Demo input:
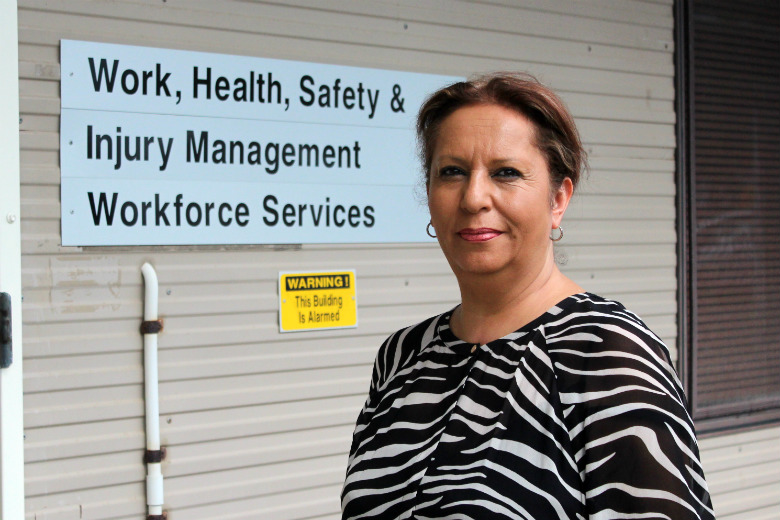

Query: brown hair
[416,72,586,191]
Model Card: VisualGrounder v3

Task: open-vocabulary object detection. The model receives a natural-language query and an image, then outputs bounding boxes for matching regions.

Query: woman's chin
[449,255,511,277]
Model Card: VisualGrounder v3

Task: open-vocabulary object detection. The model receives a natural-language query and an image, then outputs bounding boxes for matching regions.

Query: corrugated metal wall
[15,0,771,519]
[700,425,780,519]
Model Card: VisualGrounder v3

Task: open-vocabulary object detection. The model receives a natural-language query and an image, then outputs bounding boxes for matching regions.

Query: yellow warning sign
[279,270,357,332]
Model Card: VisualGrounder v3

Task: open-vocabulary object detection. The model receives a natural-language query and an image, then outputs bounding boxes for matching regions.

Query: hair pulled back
[416,72,586,191]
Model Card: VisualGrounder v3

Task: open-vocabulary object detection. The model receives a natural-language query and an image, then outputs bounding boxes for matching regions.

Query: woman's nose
[460,173,492,213]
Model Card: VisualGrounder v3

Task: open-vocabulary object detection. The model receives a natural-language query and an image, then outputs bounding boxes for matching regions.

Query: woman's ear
[551,177,574,228]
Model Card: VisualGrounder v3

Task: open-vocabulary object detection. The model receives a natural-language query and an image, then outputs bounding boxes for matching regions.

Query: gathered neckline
[436,292,592,351]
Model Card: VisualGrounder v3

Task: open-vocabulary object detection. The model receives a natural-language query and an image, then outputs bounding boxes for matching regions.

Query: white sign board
[59,40,459,245]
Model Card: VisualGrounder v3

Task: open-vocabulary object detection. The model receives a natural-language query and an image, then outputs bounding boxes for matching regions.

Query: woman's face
[427,103,572,280]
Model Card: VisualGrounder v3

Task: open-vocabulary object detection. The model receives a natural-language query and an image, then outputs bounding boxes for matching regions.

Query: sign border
[278,269,358,333]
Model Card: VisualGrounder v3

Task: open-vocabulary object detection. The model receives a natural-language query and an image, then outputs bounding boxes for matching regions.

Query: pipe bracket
[147,513,167,520]
[141,319,163,335]
[144,447,167,464]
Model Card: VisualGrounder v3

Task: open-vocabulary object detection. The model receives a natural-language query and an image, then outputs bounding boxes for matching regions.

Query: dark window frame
[675,0,780,435]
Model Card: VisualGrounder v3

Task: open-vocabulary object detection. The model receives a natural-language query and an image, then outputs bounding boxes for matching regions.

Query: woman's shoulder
[369,310,451,391]
[381,310,451,355]
[547,293,669,356]
[549,292,651,329]
[545,293,684,402]
[551,294,712,519]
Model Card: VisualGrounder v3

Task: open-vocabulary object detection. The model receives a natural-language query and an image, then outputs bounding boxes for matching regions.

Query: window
[677,0,780,433]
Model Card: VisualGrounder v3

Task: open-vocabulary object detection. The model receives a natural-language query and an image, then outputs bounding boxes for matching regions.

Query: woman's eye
[493,168,522,179]
[439,166,465,177]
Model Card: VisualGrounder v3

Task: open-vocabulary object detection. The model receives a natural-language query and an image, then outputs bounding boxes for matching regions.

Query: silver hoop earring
[550,226,563,242]
[426,222,437,238]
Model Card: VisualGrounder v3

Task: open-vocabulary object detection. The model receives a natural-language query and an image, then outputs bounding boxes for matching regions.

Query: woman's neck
[450,262,583,345]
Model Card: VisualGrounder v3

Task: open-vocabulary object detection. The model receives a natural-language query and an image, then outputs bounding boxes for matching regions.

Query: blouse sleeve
[346,323,413,459]
[346,332,390,460]
[554,315,715,519]
[346,314,440,462]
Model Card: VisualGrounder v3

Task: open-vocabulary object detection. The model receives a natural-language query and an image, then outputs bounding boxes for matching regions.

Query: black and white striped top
[342,293,714,520]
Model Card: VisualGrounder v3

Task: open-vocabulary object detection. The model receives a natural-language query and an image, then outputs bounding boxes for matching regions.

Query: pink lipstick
[458,228,502,242]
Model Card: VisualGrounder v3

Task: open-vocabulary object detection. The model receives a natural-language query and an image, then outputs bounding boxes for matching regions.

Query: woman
[342,73,714,520]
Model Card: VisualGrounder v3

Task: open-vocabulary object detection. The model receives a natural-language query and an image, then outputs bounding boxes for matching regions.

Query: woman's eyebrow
[433,154,468,164]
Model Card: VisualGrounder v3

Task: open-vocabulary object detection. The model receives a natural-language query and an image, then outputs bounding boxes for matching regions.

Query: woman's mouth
[457,228,503,242]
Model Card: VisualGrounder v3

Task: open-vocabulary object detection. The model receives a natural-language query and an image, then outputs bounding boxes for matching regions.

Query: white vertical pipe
[141,263,164,517]
[0,2,25,517]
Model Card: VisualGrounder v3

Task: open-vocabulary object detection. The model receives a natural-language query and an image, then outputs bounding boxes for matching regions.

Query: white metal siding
[700,426,780,519]
[16,1,765,519]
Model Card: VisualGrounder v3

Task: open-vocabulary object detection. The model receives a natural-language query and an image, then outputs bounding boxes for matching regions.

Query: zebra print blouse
[342,293,714,520]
